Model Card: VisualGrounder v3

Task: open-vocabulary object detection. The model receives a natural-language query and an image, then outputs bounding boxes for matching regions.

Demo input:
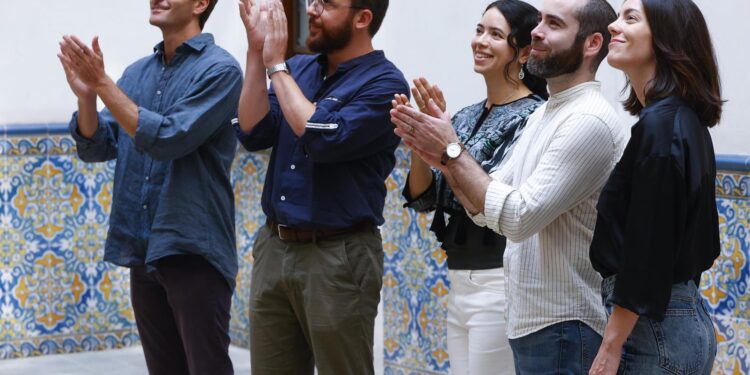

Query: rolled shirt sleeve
[69,109,120,163]
[134,66,243,160]
[296,77,408,163]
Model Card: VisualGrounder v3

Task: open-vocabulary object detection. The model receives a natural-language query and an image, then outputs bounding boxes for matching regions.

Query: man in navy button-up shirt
[236,0,407,373]
[59,1,241,374]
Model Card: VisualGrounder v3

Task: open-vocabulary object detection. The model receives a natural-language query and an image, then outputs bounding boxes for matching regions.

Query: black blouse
[589,96,720,321]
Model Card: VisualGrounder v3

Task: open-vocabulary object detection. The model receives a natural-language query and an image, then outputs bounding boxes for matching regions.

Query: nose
[530,24,544,41]
[306,0,319,17]
[608,19,621,37]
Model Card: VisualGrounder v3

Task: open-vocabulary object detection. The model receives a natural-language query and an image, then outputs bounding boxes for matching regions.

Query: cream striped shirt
[470,81,628,339]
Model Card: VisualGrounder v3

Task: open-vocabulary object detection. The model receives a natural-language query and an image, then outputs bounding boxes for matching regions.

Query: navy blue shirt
[69,34,243,288]
[236,51,408,229]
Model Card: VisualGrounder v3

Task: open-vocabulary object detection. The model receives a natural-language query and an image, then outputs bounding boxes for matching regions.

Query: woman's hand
[411,77,446,115]
[589,344,621,375]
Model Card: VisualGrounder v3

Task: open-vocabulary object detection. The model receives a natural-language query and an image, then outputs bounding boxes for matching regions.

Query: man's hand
[239,0,268,52]
[58,50,95,101]
[263,0,288,67]
[411,77,446,114]
[59,35,108,90]
[391,98,459,169]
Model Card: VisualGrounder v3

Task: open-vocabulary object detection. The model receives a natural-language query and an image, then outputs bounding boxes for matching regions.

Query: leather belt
[267,219,374,242]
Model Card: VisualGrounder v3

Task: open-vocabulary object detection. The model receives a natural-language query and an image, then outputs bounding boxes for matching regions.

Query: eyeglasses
[306,0,367,16]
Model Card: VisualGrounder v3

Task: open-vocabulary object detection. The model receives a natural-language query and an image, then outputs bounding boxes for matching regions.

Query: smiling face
[526,0,587,78]
[606,0,656,74]
[471,8,519,79]
[149,0,200,31]
[306,0,358,53]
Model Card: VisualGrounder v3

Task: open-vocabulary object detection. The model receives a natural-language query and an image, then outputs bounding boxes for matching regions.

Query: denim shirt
[236,51,408,229]
[69,34,243,288]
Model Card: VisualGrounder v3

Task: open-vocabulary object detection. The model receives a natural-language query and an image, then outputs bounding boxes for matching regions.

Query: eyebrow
[621,8,641,16]
[545,13,567,26]
[477,24,508,37]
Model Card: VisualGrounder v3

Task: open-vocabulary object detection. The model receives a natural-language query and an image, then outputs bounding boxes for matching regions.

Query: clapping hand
[58,35,106,99]
[411,77,446,114]
[239,0,268,52]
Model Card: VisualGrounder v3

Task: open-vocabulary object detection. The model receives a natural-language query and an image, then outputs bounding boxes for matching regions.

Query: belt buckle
[277,223,293,241]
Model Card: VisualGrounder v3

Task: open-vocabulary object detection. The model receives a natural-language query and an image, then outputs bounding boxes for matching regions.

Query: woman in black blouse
[588,0,723,374]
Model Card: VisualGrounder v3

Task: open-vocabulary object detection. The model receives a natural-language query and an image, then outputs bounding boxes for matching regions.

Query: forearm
[270,72,315,137]
[408,154,434,198]
[238,51,271,133]
[601,305,639,351]
[76,96,99,139]
[442,169,480,214]
[94,76,138,137]
[446,152,492,214]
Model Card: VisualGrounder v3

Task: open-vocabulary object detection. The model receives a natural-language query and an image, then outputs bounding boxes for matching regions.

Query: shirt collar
[153,33,214,55]
[547,81,601,107]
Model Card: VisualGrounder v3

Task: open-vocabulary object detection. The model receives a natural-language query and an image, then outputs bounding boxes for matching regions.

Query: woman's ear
[518,45,532,65]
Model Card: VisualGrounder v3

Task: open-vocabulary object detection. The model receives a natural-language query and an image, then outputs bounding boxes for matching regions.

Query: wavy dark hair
[623,0,723,126]
[198,0,219,29]
[485,0,548,99]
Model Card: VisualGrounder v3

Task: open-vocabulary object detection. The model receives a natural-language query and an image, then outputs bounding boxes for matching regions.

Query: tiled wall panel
[1,129,748,375]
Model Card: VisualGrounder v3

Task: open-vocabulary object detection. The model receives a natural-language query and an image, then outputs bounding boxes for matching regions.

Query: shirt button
[142,204,148,210]
[290,164,296,170]
[280,196,286,201]
[145,176,150,181]
[156,90,162,95]
[161,67,165,72]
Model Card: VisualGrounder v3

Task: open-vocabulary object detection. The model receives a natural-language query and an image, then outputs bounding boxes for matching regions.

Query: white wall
[1,0,746,155]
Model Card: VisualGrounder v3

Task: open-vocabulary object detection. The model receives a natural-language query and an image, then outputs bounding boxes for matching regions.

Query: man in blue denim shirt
[235,0,407,373]
[59,1,242,374]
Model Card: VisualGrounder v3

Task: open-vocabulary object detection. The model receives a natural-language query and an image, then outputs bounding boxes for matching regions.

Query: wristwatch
[441,142,465,165]
[266,62,290,79]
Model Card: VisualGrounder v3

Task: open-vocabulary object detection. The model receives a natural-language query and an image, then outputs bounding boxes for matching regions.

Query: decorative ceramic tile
[1,129,749,375]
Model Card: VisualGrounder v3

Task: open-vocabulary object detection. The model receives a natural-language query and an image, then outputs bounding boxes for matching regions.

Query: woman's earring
[518,65,525,80]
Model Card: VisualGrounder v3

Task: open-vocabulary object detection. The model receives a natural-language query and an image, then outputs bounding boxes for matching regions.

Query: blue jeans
[601,276,717,375]
[508,320,602,374]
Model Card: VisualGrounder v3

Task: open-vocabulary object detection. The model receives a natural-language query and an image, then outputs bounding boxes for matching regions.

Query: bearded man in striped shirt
[390,0,629,373]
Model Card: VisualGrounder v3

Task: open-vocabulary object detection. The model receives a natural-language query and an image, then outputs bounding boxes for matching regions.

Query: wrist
[93,75,112,92]
[77,95,97,106]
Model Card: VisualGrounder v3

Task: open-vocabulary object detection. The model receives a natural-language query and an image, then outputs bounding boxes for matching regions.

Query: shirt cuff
[466,209,487,227]
[297,106,339,147]
[69,112,110,145]
[484,179,515,235]
[134,107,162,151]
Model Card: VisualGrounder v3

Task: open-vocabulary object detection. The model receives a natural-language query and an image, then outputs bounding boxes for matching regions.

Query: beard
[527,35,585,79]
[306,15,354,54]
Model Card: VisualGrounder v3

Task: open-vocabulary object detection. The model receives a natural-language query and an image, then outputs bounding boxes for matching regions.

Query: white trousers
[447,268,514,375]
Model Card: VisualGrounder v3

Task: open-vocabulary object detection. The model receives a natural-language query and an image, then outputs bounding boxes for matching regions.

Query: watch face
[447,143,462,158]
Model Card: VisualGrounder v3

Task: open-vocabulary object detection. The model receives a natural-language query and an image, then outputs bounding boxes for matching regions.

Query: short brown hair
[623,0,723,126]
[350,0,388,36]
[199,0,219,29]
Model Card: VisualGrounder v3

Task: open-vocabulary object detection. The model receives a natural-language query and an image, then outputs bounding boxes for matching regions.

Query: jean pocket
[466,270,505,294]
[649,304,706,375]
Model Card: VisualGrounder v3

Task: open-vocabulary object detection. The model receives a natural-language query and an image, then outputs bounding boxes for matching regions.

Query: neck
[161,23,202,64]
[483,73,531,106]
[546,62,597,96]
[625,64,656,107]
[324,34,374,77]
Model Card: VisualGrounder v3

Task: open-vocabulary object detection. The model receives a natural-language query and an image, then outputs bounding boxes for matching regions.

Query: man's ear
[584,32,605,59]
[353,9,373,33]
[194,0,210,17]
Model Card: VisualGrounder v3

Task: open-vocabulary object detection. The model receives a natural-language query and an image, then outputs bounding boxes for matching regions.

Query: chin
[606,55,626,71]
